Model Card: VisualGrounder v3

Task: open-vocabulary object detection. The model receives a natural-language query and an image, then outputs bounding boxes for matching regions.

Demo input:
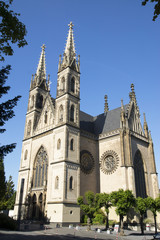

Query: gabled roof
[80,104,129,135]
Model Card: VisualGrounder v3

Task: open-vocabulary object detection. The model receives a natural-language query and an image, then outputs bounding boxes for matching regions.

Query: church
[14,22,159,225]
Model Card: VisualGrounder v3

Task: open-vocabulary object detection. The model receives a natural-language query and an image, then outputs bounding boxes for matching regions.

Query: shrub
[93,213,105,225]
[0,213,17,230]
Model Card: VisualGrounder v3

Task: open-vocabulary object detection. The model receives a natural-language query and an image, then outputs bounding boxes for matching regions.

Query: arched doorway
[134,150,147,198]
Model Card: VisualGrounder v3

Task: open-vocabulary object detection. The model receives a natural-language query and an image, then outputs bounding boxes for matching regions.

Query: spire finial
[143,112,146,123]
[121,99,124,109]
[68,22,74,29]
[104,95,109,113]
[64,22,76,60]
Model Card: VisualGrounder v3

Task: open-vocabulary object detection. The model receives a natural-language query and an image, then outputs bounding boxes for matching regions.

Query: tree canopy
[0,0,27,61]
[0,0,27,158]
[142,0,160,21]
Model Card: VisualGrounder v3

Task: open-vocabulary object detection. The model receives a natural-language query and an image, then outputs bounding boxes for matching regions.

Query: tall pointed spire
[58,22,80,73]
[64,22,76,59]
[30,45,50,91]
[36,44,46,83]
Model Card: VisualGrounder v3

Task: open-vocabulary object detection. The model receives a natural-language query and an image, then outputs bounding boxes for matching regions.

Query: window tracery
[33,146,48,188]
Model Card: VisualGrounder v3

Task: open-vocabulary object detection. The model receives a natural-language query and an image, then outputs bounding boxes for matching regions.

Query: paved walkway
[0,226,155,240]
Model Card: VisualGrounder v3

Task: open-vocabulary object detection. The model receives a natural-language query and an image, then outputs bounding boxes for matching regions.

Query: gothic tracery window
[134,150,147,198]
[33,146,48,188]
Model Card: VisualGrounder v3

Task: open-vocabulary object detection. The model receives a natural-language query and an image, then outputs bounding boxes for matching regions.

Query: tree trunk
[140,216,144,235]
[154,214,157,234]
[105,213,109,230]
[119,215,124,236]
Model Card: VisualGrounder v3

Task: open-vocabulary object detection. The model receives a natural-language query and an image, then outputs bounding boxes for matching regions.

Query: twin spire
[30,22,80,91]
[30,44,50,91]
[58,22,80,72]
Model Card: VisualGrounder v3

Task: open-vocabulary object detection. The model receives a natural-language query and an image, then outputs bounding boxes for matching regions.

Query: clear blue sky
[1,0,160,188]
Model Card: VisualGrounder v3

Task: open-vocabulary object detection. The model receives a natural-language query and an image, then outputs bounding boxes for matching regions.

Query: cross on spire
[68,22,74,29]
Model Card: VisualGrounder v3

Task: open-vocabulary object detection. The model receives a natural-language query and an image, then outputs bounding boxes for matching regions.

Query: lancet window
[55,176,59,189]
[33,146,48,188]
[70,105,74,122]
[59,105,64,122]
[69,176,73,190]
[70,139,74,151]
[27,120,31,136]
[24,150,28,160]
[71,77,75,93]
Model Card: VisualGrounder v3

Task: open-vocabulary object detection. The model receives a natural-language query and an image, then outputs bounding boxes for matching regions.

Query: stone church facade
[14,22,159,225]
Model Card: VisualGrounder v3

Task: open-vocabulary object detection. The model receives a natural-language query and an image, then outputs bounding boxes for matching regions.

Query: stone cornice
[99,129,120,140]
[130,130,149,143]
[80,130,97,140]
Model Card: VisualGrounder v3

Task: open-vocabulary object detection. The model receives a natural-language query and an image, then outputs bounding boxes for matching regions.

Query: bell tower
[47,22,81,225]
[25,45,50,139]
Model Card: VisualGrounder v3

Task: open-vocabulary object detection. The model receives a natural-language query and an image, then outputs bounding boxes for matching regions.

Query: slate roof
[80,105,129,135]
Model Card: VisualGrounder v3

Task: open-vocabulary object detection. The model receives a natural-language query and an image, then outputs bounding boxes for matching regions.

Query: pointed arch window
[30,95,34,109]
[70,139,74,151]
[69,176,73,190]
[55,176,59,189]
[70,105,74,122]
[61,77,65,91]
[24,150,28,160]
[33,146,48,188]
[71,77,75,93]
[59,105,64,122]
[57,139,61,149]
[27,120,31,136]
[134,150,147,198]
[44,111,48,124]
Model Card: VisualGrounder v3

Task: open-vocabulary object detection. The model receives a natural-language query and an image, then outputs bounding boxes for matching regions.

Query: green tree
[5,175,16,210]
[0,0,27,158]
[77,191,97,227]
[0,0,27,61]
[142,0,160,21]
[95,193,112,230]
[0,157,6,210]
[135,197,147,235]
[110,189,135,236]
[146,196,160,234]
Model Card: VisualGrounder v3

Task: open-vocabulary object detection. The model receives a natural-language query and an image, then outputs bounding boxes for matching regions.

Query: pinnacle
[36,44,46,81]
